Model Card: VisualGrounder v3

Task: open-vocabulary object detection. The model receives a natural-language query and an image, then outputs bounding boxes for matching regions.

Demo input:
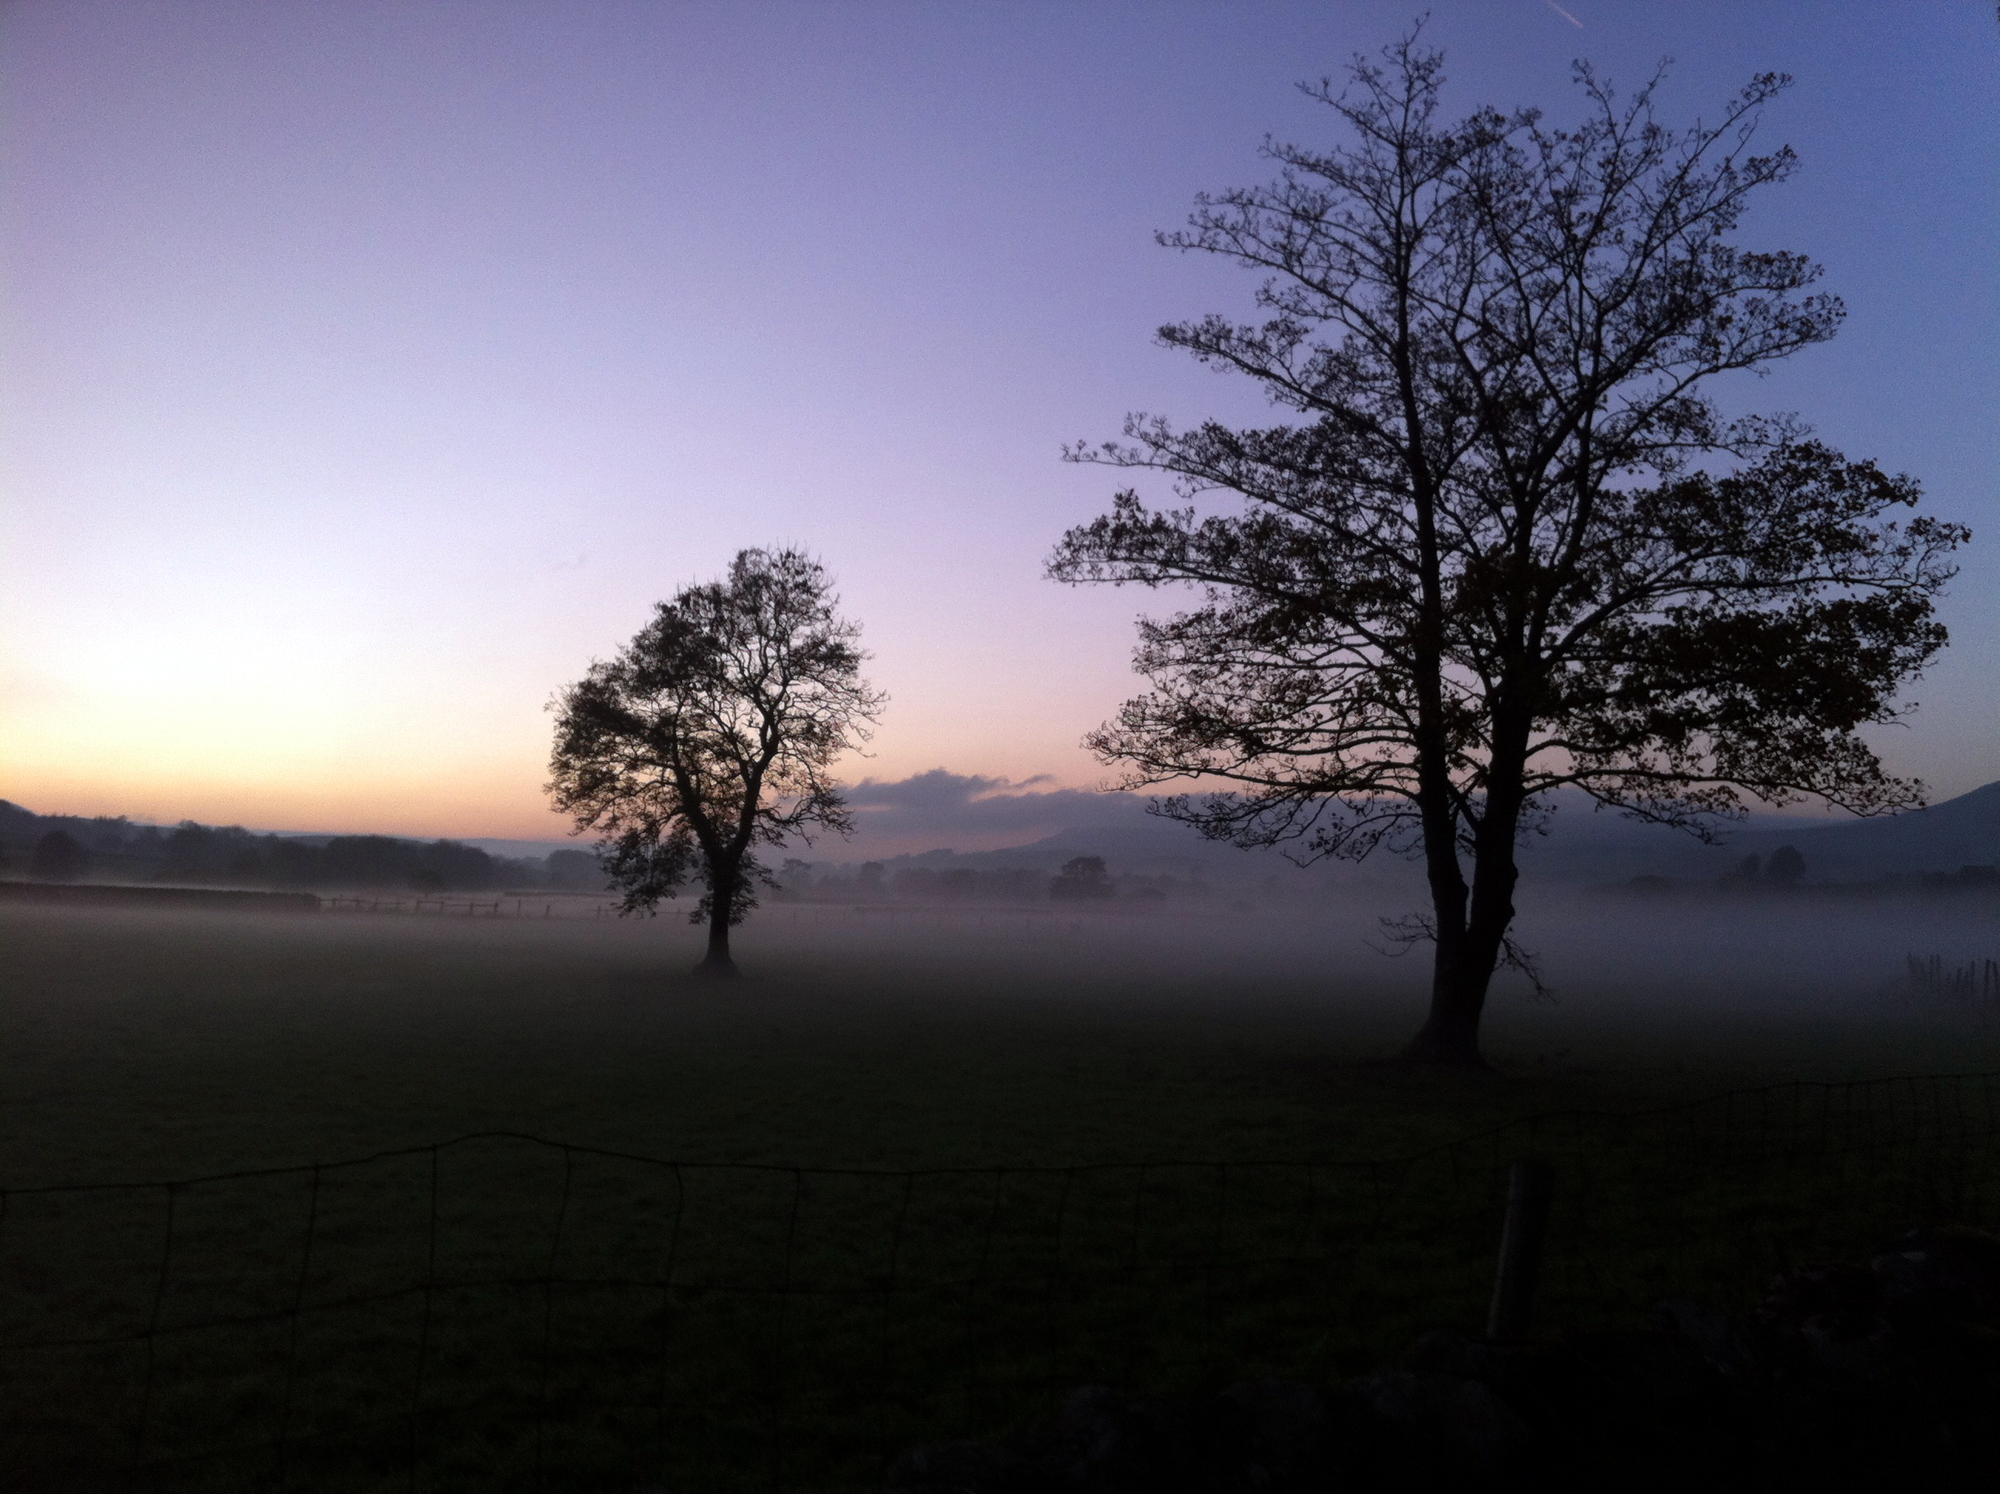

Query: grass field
[3,895,1998,1489]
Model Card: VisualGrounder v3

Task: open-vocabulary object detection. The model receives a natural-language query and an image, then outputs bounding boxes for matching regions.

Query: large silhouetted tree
[1050,33,1965,1066]
[548,547,884,976]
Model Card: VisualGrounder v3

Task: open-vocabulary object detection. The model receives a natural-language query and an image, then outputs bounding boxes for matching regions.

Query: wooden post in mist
[1487,1159,1555,1345]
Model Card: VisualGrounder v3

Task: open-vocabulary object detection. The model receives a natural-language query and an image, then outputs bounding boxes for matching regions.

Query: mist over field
[4,884,1994,1184]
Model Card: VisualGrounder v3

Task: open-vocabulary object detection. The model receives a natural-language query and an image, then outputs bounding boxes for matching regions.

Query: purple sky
[3,1,1995,842]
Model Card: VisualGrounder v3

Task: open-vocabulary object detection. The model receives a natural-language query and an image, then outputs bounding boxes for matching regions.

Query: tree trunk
[1402,947,1494,1068]
[1404,771,1484,1068]
[1401,731,1529,1070]
[693,872,739,978]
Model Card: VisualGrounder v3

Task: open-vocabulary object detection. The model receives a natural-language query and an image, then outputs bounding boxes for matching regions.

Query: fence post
[1487,1159,1554,1345]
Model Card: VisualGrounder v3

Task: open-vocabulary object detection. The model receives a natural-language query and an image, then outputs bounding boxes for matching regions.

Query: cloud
[834,768,1144,856]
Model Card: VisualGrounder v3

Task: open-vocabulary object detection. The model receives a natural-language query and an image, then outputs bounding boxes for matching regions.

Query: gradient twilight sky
[3,1,1996,842]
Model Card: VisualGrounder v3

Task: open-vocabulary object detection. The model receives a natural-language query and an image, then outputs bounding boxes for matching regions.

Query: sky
[3,0,1996,847]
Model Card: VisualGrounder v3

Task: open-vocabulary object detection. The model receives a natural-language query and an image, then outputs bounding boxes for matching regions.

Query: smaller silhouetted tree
[547,547,884,976]
[1050,855,1114,901]
[1765,845,1807,887]
[1736,853,1763,884]
[545,849,605,891]
[774,858,816,899]
[29,830,87,882]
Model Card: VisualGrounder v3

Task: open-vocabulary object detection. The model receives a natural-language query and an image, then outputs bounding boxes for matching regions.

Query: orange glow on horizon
[1,761,576,842]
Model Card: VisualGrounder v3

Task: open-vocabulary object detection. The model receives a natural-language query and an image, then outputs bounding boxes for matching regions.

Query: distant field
[3,897,1997,1488]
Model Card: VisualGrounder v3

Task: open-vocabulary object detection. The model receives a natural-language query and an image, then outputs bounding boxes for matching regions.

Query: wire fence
[316,896,1193,932]
[4,1072,1998,1492]
[321,896,615,919]
[316,898,1178,953]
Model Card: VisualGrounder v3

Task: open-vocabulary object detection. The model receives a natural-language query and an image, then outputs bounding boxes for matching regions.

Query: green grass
[3,899,1998,1489]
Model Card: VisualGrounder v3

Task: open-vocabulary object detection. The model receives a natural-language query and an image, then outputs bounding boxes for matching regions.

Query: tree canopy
[1050,32,1966,1065]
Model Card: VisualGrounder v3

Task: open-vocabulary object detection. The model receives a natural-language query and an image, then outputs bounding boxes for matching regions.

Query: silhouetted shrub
[1050,855,1113,901]
[1766,844,1807,886]
[546,849,606,891]
[28,830,87,882]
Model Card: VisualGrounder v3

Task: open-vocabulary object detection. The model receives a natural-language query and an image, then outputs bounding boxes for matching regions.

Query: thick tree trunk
[1401,966,1489,1067]
[1401,902,1510,1068]
[1401,722,1530,1070]
[1403,765,1483,1068]
[695,910,736,977]
[1402,956,1494,1067]
[693,874,739,978]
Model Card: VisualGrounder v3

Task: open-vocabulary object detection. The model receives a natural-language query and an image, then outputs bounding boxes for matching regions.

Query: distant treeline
[1622,844,1999,900]
[0,803,1185,905]
[0,801,605,894]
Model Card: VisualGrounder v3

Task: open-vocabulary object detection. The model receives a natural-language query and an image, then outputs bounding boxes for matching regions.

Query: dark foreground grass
[3,900,1998,1489]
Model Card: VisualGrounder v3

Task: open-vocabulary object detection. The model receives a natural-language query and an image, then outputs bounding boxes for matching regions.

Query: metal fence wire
[3,1072,1997,1492]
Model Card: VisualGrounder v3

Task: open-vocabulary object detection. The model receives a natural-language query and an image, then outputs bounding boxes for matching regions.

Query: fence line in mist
[1905,953,2000,1005]
[321,895,611,919]
[4,1071,1997,1491]
[318,895,1178,935]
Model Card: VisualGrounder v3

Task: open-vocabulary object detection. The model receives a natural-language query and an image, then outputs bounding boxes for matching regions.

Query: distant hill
[816,778,2000,892]
[1512,780,2000,885]
[1687,779,1997,882]
[788,810,1421,906]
